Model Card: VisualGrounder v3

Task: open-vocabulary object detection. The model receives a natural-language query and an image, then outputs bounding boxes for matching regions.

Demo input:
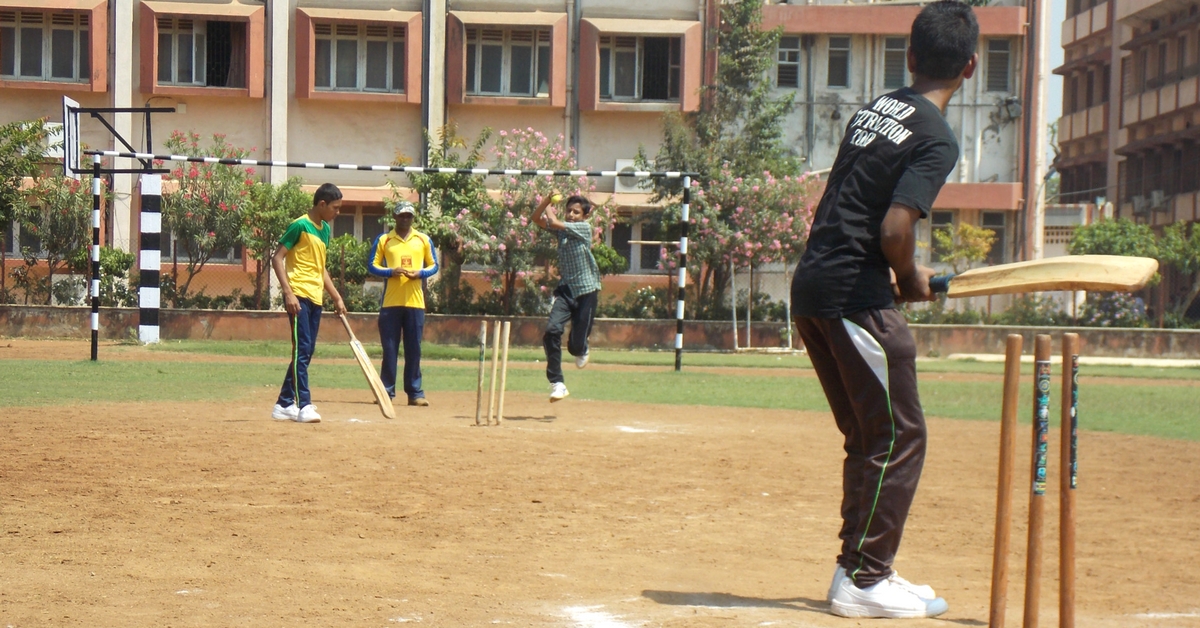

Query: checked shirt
[555,221,602,296]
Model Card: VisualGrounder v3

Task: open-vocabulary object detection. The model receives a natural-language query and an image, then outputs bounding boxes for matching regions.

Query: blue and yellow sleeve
[368,233,391,278]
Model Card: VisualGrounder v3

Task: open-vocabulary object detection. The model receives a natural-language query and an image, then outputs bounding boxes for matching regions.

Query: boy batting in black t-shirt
[790,1,978,619]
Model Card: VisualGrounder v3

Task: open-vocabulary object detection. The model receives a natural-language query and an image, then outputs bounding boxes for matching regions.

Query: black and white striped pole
[138,174,162,344]
[89,155,101,361]
[674,176,691,372]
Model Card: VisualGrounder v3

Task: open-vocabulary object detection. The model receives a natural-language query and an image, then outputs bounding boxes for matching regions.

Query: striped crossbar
[83,151,697,179]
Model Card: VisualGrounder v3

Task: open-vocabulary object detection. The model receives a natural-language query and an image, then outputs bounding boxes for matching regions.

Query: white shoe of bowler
[829,575,948,619]
[575,351,590,369]
[549,382,570,402]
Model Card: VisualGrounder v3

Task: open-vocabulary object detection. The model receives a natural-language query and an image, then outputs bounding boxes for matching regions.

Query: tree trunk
[0,242,7,303]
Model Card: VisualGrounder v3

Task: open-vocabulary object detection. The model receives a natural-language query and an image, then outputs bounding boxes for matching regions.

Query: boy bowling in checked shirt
[368,201,439,406]
[532,193,602,403]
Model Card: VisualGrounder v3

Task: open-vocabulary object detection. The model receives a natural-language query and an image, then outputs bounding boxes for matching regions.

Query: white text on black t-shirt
[848,96,917,147]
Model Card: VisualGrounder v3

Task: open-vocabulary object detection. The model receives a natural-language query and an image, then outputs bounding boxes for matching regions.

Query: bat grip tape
[928,274,954,294]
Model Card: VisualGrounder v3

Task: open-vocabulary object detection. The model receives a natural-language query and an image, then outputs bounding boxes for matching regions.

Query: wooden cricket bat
[929,254,1158,298]
[339,314,395,419]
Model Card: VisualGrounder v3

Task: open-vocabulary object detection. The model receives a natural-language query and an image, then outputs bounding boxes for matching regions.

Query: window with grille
[777,36,800,88]
[314,22,405,93]
[0,11,89,82]
[986,39,1011,92]
[982,212,1006,265]
[599,35,681,101]
[157,17,246,88]
[827,36,850,88]
[883,37,906,89]
[465,27,550,97]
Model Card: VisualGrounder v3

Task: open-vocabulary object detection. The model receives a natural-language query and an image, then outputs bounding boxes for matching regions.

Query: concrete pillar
[424,0,446,160]
[111,0,134,252]
[268,0,290,185]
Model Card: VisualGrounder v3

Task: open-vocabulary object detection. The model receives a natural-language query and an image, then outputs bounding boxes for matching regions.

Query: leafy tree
[16,174,103,304]
[325,234,373,312]
[1068,218,1159,259]
[392,123,493,313]
[242,178,311,309]
[933,222,996,274]
[0,119,50,302]
[655,169,820,318]
[1158,221,1200,318]
[642,0,806,317]
[160,131,255,305]
[478,128,617,314]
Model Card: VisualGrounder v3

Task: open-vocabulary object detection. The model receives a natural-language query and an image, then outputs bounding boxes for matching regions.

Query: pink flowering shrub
[161,131,256,304]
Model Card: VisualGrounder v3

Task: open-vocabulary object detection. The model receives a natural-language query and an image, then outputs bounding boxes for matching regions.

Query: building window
[314,23,405,93]
[157,17,246,88]
[1158,41,1168,81]
[598,35,680,101]
[827,36,850,88]
[930,210,953,263]
[986,39,1010,92]
[0,11,89,82]
[1139,48,1149,90]
[777,35,800,88]
[1085,70,1095,109]
[1067,75,1078,113]
[883,37,907,89]
[1178,34,1189,76]
[981,212,1006,265]
[465,27,550,97]
[607,219,664,274]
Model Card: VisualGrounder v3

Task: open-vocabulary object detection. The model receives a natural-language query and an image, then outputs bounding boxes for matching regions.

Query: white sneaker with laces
[575,351,590,369]
[828,565,936,602]
[829,575,948,619]
[272,404,298,421]
[296,404,322,423]
[889,572,936,600]
[549,382,569,402]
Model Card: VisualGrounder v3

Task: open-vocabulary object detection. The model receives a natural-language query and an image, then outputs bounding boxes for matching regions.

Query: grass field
[3,339,1197,440]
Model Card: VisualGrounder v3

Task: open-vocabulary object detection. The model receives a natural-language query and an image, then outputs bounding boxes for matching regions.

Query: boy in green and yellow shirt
[270,183,347,424]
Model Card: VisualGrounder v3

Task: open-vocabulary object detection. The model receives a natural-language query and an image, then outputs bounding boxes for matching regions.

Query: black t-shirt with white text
[791,87,959,318]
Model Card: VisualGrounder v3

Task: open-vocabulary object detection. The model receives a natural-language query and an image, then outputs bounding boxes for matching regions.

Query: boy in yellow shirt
[368,201,439,406]
[270,183,347,423]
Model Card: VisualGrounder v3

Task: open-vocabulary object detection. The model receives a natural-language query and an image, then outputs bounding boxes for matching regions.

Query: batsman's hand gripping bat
[339,313,395,419]
[928,254,1158,298]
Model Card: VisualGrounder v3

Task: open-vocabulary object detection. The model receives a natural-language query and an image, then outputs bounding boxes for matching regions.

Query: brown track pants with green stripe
[795,308,927,589]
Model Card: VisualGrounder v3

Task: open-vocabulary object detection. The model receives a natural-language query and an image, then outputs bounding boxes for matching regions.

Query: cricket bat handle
[929,274,955,294]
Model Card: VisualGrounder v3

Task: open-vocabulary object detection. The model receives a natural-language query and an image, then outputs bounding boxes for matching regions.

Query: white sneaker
[549,382,569,402]
[296,404,322,423]
[828,565,936,602]
[272,404,298,421]
[889,572,936,600]
[830,576,948,619]
[827,565,848,603]
[575,351,590,369]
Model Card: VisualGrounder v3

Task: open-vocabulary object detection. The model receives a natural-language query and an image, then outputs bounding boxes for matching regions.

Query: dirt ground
[2,341,1199,627]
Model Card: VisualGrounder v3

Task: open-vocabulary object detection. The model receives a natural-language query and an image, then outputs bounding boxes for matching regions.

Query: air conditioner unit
[1132,195,1147,215]
[613,159,646,194]
[1150,189,1167,211]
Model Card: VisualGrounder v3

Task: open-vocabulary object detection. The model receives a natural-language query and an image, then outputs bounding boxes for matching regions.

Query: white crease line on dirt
[616,426,657,433]
[562,605,641,627]
[1133,612,1200,618]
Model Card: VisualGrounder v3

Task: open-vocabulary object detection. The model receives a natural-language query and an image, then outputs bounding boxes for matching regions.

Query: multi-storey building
[1057,0,1115,209]
[1,0,1033,299]
[762,0,1029,268]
